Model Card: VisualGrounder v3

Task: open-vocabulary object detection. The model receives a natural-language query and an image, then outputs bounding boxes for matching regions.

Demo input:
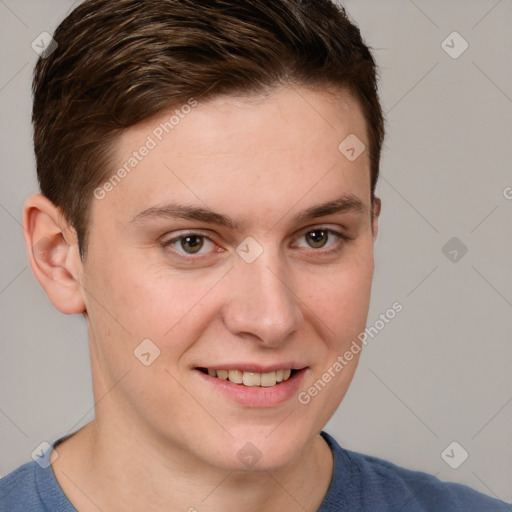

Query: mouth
[195,365,307,407]
[197,368,299,387]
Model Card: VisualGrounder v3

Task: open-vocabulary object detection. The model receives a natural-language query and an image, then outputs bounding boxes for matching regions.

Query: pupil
[182,236,203,253]
[307,230,327,248]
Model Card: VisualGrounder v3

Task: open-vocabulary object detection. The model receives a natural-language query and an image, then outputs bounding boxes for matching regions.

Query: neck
[52,418,333,512]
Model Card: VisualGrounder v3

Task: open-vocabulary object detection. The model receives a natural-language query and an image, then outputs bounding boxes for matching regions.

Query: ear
[22,194,86,315]
[371,196,381,241]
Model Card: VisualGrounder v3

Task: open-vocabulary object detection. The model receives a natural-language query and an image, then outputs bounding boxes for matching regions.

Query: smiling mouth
[198,368,298,387]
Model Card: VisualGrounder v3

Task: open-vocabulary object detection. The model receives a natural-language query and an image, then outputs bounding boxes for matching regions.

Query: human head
[32,0,384,259]
[24,0,384,476]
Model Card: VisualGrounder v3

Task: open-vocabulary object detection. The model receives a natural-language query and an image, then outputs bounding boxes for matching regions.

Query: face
[81,86,377,472]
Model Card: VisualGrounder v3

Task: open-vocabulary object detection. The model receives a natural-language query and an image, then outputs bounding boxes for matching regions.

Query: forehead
[94,86,370,228]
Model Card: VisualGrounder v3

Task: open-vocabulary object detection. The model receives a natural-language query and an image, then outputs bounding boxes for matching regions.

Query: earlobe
[22,194,86,315]
[371,196,381,241]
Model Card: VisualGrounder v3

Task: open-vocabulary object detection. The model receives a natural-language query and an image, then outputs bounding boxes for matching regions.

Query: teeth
[205,368,294,387]
[217,369,228,380]
[260,372,277,387]
[242,372,261,386]
[228,370,243,384]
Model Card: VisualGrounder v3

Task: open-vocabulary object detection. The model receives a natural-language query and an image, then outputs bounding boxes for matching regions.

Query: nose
[221,250,303,347]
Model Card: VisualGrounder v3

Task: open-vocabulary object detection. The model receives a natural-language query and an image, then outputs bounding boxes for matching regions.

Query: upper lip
[196,363,307,373]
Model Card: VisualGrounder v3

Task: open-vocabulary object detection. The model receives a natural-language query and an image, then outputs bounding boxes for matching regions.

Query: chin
[206,427,314,474]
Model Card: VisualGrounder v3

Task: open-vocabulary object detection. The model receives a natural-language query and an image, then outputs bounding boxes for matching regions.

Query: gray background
[1,0,511,503]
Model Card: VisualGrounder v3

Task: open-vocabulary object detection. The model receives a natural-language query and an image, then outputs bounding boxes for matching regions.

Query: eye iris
[306,230,328,248]
[181,235,204,253]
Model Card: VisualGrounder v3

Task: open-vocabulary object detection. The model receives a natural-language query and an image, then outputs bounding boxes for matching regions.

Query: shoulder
[0,461,43,512]
[320,432,511,512]
[346,449,510,511]
[0,459,76,512]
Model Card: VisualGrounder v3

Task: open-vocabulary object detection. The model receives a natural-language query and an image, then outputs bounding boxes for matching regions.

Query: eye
[304,229,329,249]
[163,232,217,256]
[293,227,348,252]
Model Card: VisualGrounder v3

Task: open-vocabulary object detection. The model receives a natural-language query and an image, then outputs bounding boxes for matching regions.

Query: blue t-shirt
[1,431,510,511]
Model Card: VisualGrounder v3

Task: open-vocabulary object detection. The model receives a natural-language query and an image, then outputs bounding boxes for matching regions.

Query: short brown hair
[32,0,384,258]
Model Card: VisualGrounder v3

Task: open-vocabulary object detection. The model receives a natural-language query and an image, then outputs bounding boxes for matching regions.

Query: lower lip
[196,369,307,408]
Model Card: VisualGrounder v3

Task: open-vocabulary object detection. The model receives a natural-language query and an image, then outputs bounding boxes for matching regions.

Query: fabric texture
[1,431,510,511]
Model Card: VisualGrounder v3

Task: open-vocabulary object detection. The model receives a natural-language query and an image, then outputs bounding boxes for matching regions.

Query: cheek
[300,240,374,410]
[301,246,374,343]
[295,257,373,427]
[85,251,230,370]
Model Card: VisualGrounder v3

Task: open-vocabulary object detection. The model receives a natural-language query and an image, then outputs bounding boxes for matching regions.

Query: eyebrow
[129,194,366,229]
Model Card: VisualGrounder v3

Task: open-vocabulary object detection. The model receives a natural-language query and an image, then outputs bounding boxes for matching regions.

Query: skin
[23,85,380,511]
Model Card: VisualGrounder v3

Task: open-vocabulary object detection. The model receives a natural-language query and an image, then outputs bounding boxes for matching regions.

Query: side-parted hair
[32,0,384,258]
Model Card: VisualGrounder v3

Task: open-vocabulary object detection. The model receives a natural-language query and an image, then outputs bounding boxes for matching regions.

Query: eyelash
[160,227,351,261]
